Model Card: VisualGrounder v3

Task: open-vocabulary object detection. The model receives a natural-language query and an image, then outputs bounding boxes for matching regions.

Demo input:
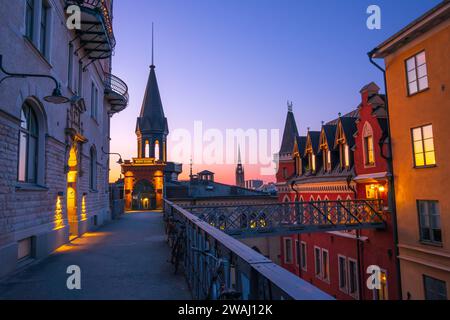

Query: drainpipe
[368,49,403,300]
[290,180,302,279]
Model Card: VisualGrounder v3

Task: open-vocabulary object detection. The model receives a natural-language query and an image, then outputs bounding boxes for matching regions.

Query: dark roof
[295,136,307,155]
[371,2,450,58]
[339,117,358,147]
[326,109,359,125]
[322,125,337,151]
[167,180,273,200]
[280,111,299,154]
[307,131,321,153]
[136,65,169,134]
[198,170,214,175]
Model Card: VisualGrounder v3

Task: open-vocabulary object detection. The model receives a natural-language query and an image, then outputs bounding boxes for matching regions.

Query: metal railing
[163,199,333,300]
[104,73,129,109]
[184,200,386,238]
[66,0,116,49]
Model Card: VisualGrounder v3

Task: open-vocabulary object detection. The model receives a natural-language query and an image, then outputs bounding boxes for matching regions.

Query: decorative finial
[321,121,325,126]
[287,101,293,113]
[307,127,310,132]
[338,112,342,118]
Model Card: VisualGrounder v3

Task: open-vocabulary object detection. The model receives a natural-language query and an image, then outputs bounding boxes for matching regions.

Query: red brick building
[276,83,399,300]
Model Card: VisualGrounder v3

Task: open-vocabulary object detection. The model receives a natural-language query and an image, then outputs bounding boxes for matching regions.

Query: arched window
[363,122,375,166]
[18,102,38,183]
[89,146,97,191]
[294,153,302,176]
[145,140,150,158]
[154,140,160,160]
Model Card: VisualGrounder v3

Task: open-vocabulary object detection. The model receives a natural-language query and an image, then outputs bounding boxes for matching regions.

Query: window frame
[314,246,322,279]
[411,124,436,168]
[321,248,330,283]
[300,241,307,271]
[347,258,359,299]
[405,50,429,96]
[283,238,293,264]
[338,255,348,293]
[89,146,97,191]
[25,0,35,40]
[18,103,39,184]
[417,200,442,245]
[423,275,447,300]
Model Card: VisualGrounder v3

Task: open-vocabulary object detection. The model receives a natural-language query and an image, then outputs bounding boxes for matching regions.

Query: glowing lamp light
[378,186,386,192]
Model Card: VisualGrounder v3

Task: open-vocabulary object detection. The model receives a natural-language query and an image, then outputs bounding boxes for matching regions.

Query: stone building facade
[0,0,128,277]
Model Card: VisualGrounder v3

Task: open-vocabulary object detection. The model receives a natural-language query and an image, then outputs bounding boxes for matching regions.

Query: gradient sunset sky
[109,0,441,184]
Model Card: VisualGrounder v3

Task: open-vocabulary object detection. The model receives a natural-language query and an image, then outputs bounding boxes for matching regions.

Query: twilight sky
[109,0,441,184]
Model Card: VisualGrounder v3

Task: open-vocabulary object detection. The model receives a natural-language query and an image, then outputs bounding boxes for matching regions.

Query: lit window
[418,200,441,244]
[345,144,350,167]
[284,238,293,264]
[412,125,436,167]
[327,150,332,171]
[373,270,389,300]
[364,136,375,165]
[406,51,428,95]
[295,154,302,175]
[424,275,447,300]
[18,103,38,184]
[311,153,316,172]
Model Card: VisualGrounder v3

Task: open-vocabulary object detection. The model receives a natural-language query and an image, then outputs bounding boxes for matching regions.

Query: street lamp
[0,54,70,104]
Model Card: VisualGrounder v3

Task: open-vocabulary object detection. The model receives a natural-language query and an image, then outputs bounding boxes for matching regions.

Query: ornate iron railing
[104,73,129,111]
[184,200,386,238]
[163,199,333,300]
[66,0,116,52]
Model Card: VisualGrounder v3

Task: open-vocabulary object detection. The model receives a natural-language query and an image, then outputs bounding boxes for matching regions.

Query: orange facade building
[371,2,450,300]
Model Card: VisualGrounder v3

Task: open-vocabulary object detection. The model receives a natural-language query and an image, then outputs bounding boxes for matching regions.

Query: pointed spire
[136,25,168,135]
[151,22,155,68]
[238,145,242,164]
[279,104,299,154]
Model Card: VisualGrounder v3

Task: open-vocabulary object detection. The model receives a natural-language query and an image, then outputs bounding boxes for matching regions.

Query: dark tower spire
[235,146,245,187]
[136,25,168,161]
[279,102,299,155]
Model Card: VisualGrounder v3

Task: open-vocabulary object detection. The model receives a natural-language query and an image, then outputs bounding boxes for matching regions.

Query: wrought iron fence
[184,200,386,238]
[163,199,333,300]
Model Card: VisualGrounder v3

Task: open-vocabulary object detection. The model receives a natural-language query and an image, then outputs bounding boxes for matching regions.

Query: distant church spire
[236,145,245,188]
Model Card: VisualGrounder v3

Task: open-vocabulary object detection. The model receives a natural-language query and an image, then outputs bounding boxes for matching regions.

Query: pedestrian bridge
[184,199,386,239]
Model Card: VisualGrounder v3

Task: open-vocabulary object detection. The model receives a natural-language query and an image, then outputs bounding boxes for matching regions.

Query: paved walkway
[0,211,192,300]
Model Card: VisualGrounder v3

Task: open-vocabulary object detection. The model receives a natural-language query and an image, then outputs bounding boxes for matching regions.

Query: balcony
[104,73,129,113]
[65,0,116,60]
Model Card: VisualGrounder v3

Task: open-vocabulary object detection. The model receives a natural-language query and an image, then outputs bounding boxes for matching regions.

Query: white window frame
[347,258,359,299]
[406,51,428,96]
[338,255,348,293]
[314,246,322,279]
[300,241,307,271]
[283,238,293,264]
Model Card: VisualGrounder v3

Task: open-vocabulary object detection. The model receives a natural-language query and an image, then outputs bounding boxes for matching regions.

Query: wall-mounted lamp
[101,147,123,164]
[0,54,70,104]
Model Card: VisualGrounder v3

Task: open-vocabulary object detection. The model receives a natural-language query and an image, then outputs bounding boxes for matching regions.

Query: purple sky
[109,0,441,184]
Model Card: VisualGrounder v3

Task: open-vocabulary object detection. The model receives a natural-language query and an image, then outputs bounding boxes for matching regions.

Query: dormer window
[363,123,375,166]
[307,150,316,173]
[336,122,350,170]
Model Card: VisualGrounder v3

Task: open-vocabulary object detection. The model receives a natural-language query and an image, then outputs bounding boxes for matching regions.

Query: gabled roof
[320,124,337,152]
[294,136,307,156]
[326,109,359,125]
[136,65,169,134]
[371,1,450,58]
[335,117,358,148]
[280,110,299,154]
[306,131,321,154]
